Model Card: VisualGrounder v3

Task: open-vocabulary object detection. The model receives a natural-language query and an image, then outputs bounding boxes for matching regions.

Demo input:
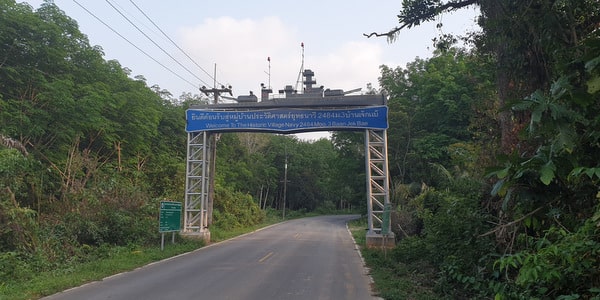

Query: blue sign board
[186,106,388,133]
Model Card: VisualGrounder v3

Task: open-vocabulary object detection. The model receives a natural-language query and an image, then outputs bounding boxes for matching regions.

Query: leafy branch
[363,0,478,40]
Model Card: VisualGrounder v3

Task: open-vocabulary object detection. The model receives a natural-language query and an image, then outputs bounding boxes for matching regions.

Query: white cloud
[179,16,301,96]
[178,16,384,98]
[310,41,384,92]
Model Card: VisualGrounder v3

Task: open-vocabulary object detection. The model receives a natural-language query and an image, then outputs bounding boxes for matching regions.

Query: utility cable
[104,0,211,87]
[111,0,162,41]
[72,0,199,89]
[129,0,224,88]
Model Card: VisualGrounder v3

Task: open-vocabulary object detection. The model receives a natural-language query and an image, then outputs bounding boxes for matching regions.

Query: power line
[110,0,162,41]
[72,0,199,89]
[104,0,211,87]
[129,0,224,88]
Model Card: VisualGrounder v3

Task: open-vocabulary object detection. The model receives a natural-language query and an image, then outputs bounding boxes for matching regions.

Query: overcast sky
[22,0,480,139]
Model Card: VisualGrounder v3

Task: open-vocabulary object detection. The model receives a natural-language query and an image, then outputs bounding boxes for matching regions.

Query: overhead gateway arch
[184,69,394,247]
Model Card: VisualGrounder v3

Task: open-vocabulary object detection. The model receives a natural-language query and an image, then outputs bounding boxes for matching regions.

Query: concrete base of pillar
[366,231,395,249]
[181,230,211,244]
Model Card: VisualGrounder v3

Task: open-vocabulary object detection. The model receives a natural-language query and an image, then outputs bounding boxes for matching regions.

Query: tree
[0,0,192,251]
[369,2,600,297]
[370,0,600,238]
[380,49,494,185]
[330,132,367,209]
[367,0,600,154]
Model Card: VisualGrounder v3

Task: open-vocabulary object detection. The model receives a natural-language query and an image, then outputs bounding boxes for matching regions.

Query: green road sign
[159,201,182,232]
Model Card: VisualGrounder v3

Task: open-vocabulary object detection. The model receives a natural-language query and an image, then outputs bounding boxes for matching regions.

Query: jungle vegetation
[1,0,599,299]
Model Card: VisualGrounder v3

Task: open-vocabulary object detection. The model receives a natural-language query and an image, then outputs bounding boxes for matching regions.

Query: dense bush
[392,179,498,298]
[213,184,265,230]
[496,205,600,299]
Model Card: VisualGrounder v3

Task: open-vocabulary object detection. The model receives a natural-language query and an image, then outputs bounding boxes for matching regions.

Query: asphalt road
[43,215,378,300]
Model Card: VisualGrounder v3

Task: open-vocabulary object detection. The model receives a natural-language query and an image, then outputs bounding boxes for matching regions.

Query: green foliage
[487,30,600,232]
[380,49,495,185]
[348,218,441,299]
[483,39,600,298]
[0,149,37,204]
[0,252,29,282]
[216,132,361,214]
[0,150,40,254]
[213,184,264,230]
[374,47,502,298]
[365,1,600,299]
[331,131,367,210]
[0,200,38,253]
[496,206,600,299]
[405,181,497,298]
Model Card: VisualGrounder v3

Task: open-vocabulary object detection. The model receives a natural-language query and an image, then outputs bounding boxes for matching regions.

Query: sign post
[159,201,182,250]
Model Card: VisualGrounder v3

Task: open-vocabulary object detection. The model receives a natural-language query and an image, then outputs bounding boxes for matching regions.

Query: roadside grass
[0,239,204,300]
[348,217,442,300]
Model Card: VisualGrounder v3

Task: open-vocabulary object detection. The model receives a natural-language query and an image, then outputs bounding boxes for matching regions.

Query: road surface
[43,215,378,300]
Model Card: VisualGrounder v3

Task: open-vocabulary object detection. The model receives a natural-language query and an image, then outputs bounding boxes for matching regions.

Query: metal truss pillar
[183,131,210,236]
[365,129,392,237]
